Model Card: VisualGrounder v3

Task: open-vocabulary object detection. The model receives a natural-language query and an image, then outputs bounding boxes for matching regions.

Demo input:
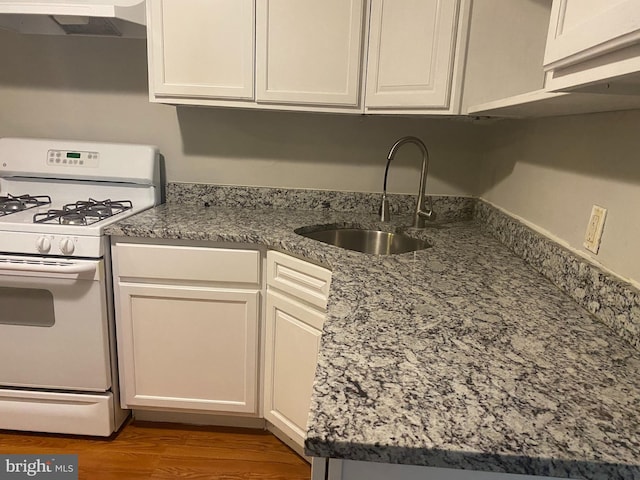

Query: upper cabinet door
[365,0,461,110]
[255,0,365,107]
[544,0,640,70]
[147,0,255,100]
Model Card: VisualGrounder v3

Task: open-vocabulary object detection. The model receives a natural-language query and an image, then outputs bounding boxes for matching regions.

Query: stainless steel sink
[295,227,430,255]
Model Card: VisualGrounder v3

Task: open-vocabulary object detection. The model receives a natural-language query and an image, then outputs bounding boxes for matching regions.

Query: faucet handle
[418,209,436,222]
[416,196,436,226]
[379,194,391,222]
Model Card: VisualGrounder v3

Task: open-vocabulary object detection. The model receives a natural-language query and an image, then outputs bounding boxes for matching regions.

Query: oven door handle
[0,260,97,275]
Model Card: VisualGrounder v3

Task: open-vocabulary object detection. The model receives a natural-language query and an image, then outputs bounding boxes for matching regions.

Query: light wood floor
[0,420,311,479]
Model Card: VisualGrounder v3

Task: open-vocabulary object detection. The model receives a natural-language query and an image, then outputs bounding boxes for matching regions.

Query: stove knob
[60,238,75,255]
[36,236,51,254]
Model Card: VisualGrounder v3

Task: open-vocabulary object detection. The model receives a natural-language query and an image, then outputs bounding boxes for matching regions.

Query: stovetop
[0,137,162,258]
[34,198,133,226]
[0,183,153,231]
[0,195,134,226]
[0,182,158,257]
[0,194,51,217]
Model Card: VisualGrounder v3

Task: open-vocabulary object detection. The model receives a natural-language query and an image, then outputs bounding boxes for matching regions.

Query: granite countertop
[106,203,640,480]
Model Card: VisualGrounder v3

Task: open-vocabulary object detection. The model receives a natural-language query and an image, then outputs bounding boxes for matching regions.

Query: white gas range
[0,137,161,436]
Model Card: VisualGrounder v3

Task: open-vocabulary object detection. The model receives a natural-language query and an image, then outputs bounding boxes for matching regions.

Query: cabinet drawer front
[267,251,331,310]
[115,244,260,285]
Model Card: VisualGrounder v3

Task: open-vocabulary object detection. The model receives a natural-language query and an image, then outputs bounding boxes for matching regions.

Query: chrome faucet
[380,136,436,228]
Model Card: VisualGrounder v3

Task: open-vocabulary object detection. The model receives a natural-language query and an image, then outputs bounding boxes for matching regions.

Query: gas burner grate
[0,194,51,216]
[33,198,133,226]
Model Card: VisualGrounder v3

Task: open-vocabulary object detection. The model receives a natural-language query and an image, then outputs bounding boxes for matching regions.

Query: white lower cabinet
[112,243,333,453]
[264,251,332,452]
[112,241,261,415]
[116,284,259,413]
[264,290,324,443]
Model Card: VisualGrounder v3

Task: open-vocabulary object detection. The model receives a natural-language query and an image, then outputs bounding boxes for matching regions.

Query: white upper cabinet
[145,0,640,116]
[145,0,472,114]
[544,0,640,69]
[460,0,640,118]
[543,0,640,93]
[256,0,365,108]
[147,0,255,102]
[365,0,464,112]
[147,0,366,111]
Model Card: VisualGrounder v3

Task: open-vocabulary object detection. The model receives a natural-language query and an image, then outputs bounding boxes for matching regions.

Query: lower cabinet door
[264,289,325,447]
[116,283,259,414]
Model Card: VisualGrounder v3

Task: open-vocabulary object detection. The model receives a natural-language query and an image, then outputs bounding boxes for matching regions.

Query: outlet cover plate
[584,205,607,254]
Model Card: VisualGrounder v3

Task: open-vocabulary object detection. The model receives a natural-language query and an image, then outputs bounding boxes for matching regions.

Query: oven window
[0,287,55,327]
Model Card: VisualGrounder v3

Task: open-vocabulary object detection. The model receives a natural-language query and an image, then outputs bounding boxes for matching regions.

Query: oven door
[0,255,111,392]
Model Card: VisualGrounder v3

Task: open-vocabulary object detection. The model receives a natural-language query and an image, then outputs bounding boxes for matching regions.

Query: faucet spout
[380,136,435,228]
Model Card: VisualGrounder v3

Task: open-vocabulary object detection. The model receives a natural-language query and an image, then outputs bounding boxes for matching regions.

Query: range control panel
[47,149,100,168]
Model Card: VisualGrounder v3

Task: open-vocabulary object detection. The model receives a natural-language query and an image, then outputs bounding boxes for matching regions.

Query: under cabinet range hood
[0,0,146,37]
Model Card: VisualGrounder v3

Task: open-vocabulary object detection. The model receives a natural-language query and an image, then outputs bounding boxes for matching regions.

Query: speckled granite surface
[106,201,640,480]
[166,182,476,222]
[476,201,640,351]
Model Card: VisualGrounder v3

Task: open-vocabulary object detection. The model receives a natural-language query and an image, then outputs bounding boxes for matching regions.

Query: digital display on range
[66,152,81,159]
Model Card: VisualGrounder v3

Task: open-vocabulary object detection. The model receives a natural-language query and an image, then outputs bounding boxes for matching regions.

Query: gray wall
[0,29,483,196]
[479,111,640,287]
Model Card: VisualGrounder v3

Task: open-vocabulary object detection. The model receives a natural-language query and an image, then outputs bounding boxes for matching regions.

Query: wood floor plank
[0,430,72,451]
[151,457,311,480]
[177,428,307,466]
[0,421,311,480]
[74,423,190,454]
[77,450,160,480]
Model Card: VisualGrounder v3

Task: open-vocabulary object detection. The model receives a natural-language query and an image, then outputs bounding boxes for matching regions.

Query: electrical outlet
[584,205,607,254]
